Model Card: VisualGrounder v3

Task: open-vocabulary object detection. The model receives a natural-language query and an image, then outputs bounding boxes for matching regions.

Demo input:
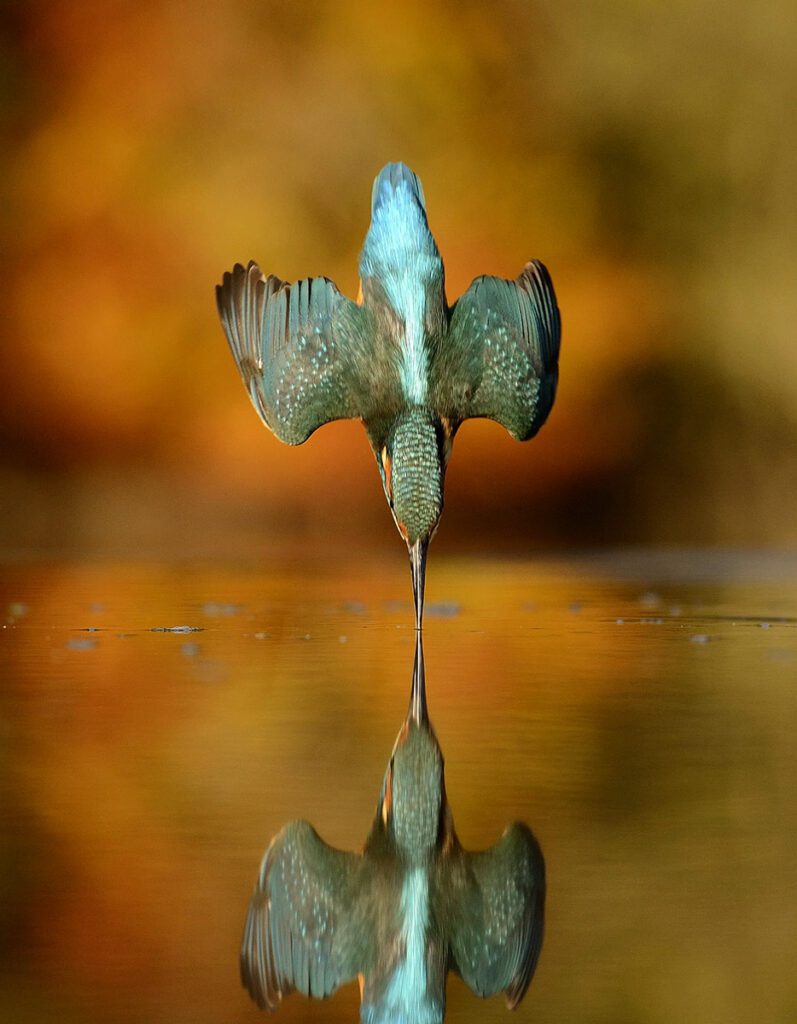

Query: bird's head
[376,408,452,627]
[381,721,444,861]
[376,634,447,861]
[378,407,445,547]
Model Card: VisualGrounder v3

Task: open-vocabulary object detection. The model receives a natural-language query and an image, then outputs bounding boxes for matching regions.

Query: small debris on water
[7,602,28,618]
[568,601,583,614]
[342,600,365,615]
[759,622,771,629]
[202,602,242,616]
[150,626,204,634]
[616,618,625,624]
[80,627,100,632]
[522,601,538,612]
[89,602,106,614]
[669,605,683,617]
[303,633,312,641]
[339,635,348,644]
[426,602,461,618]
[253,631,271,640]
[689,634,711,644]
[639,591,661,608]
[67,638,97,651]
[641,617,664,625]
[181,642,200,657]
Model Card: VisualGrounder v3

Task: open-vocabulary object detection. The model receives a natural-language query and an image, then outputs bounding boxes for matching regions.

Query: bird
[240,633,546,1023]
[216,162,561,628]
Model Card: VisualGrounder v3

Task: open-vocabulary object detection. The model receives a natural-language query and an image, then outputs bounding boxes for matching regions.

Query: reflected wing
[241,820,362,1009]
[436,260,560,440]
[216,261,368,444]
[445,823,545,1008]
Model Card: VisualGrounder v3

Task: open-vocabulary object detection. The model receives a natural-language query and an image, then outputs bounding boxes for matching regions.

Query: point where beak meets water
[409,539,428,632]
[408,627,428,726]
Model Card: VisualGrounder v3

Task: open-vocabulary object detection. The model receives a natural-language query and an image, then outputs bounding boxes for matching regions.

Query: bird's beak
[409,629,428,725]
[409,539,428,632]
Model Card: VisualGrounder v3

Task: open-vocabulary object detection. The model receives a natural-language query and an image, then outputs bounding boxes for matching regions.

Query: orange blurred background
[2,0,796,557]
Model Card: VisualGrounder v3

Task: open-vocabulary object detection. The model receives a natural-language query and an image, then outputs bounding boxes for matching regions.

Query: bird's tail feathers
[371,162,427,217]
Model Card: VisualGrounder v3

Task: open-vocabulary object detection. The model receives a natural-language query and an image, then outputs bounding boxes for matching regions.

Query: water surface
[1,552,796,1024]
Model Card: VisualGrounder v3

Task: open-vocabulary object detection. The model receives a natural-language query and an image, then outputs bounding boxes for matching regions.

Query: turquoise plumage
[217,162,561,624]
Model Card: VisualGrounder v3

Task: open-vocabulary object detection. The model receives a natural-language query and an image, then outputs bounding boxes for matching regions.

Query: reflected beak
[409,539,428,632]
[409,629,428,725]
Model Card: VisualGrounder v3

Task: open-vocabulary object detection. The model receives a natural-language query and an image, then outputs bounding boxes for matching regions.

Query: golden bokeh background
[3,8,797,1023]
[3,0,796,557]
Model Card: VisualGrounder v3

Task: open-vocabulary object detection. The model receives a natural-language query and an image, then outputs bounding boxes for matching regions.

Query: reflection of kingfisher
[240,636,545,1023]
[217,163,560,625]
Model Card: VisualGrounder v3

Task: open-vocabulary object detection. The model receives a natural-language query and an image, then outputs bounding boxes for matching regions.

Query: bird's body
[240,638,545,1022]
[217,162,561,626]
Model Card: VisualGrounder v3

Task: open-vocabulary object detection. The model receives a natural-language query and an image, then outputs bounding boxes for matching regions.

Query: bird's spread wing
[435,260,560,440]
[241,820,362,1010]
[216,261,369,444]
[443,823,545,1008]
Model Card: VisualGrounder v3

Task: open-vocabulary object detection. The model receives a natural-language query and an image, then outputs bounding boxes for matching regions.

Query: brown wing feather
[241,820,362,1010]
[436,260,560,440]
[441,822,545,1007]
[216,262,369,444]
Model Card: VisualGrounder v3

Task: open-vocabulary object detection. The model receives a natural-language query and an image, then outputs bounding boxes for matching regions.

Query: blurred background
[2,0,796,559]
[3,6,797,1024]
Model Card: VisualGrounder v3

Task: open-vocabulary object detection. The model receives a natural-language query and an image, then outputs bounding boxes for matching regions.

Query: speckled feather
[216,262,381,445]
[240,820,364,1009]
[436,822,545,1007]
[389,409,444,544]
[216,163,560,550]
[241,695,545,1020]
[436,260,561,440]
[217,167,559,450]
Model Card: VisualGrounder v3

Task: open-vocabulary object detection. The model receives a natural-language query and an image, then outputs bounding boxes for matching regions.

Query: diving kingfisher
[216,163,561,627]
[240,634,545,1022]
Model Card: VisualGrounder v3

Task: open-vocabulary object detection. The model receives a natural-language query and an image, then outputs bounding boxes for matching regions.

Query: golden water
[2,551,796,1024]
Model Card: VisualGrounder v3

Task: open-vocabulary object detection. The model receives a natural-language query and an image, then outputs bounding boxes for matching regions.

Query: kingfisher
[240,634,545,1023]
[217,163,561,627]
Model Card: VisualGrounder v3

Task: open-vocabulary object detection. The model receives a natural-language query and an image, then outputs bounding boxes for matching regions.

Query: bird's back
[359,857,446,1024]
[360,163,440,279]
[359,163,446,406]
